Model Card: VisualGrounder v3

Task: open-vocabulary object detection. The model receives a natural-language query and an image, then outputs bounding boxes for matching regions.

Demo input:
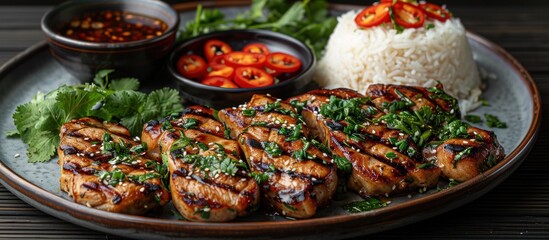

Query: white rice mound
[315,11,483,112]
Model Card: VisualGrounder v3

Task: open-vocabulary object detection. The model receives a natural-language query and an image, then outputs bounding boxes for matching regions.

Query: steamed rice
[314,11,482,112]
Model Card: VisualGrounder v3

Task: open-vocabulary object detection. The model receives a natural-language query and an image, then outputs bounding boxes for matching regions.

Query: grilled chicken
[288,89,440,197]
[141,106,260,222]
[218,94,338,218]
[366,84,504,182]
[423,126,505,182]
[58,117,170,214]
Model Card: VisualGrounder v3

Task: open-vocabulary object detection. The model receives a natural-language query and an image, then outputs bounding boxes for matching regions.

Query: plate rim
[0,4,542,239]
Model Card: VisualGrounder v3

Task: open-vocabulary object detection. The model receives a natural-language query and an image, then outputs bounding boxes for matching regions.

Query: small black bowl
[168,29,316,109]
[41,0,179,82]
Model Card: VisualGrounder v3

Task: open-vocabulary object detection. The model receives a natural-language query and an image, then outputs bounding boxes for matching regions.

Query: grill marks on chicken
[58,117,170,214]
[57,84,505,220]
[218,95,338,218]
[289,85,504,197]
[289,89,440,197]
[141,106,260,222]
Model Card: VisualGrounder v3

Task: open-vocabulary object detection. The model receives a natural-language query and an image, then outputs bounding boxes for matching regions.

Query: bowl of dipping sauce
[168,29,316,109]
[41,0,179,82]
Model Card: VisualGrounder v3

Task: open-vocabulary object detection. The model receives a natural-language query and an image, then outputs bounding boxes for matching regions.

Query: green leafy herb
[464,114,482,124]
[333,156,352,174]
[251,172,270,183]
[388,7,405,34]
[183,118,199,129]
[343,198,388,213]
[485,114,507,128]
[129,173,161,184]
[262,141,283,157]
[96,168,126,187]
[243,109,256,117]
[292,140,313,161]
[418,163,434,169]
[385,151,398,159]
[453,146,473,168]
[425,23,435,30]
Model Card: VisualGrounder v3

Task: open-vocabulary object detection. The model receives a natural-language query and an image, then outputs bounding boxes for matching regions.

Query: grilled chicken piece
[366,84,505,182]
[58,117,170,214]
[366,83,459,117]
[423,127,505,182]
[218,95,338,218]
[142,106,260,222]
[288,89,440,197]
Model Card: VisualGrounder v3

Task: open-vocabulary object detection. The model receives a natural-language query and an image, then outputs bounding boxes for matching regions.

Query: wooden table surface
[1,4,549,239]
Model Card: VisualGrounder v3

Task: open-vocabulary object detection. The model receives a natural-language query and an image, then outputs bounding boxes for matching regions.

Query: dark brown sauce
[59,10,167,43]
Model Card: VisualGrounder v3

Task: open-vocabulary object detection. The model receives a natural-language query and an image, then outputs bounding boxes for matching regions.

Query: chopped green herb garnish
[183,118,199,129]
[284,204,297,211]
[290,100,307,113]
[161,120,173,131]
[453,146,473,168]
[333,156,352,174]
[292,141,313,161]
[129,173,161,184]
[243,109,256,117]
[343,198,388,213]
[426,23,435,30]
[262,141,283,157]
[485,114,507,128]
[385,151,398,159]
[418,163,434,169]
[464,114,482,124]
[251,172,270,183]
[197,142,208,151]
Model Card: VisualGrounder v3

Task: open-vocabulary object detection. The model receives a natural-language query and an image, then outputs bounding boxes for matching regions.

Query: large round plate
[0,3,541,239]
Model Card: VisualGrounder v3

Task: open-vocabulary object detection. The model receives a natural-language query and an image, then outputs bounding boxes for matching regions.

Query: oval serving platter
[0,2,541,239]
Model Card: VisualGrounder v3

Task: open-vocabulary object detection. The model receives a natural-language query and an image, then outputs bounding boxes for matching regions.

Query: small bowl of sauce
[42,0,179,82]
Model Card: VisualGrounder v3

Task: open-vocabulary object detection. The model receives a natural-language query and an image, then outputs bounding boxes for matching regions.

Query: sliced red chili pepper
[204,39,232,62]
[419,3,450,22]
[209,54,226,66]
[265,52,302,73]
[234,67,274,88]
[201,76,238,88]
[243,43,270,55]
[264,66,281,77]
[224,51,266,68]
[207,64,235,79]
[354,3,391,28]
[393,2,425,28]
[176,54,207,79]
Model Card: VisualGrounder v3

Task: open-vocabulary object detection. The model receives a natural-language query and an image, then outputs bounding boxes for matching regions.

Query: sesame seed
[216,126,220,132]
[398,133,404,136]
[385,193,389,197]
[14,153,20,158]
[241,178,247,182]
[83,137,89,140]
[470,139,476,142]
[392,185,396,190]
[86,202,91,208]
[186,176,191,179]
[311,96,316,100]
[408,194,412,198]
[140,187,145,192]
[372,130,376,134]
[144,205,148,209]
[463,141,469,144]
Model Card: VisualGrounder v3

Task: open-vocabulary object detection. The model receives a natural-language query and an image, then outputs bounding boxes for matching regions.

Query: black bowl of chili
[41,0,179,82]
[168,29,316,109]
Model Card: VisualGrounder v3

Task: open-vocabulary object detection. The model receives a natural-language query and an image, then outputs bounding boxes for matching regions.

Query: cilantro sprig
[11,70,183,163]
